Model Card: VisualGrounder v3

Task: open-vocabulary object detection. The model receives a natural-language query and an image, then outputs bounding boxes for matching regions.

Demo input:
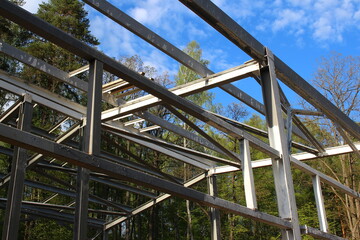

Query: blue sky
[22,0,360,112]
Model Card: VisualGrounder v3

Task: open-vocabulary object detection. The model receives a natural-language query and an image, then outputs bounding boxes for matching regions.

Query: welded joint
[264,47,275,66]
[22,93,32,103]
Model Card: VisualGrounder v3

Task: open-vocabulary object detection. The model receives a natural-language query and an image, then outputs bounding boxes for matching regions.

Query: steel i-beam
[208,175,221,240]
[260,49,301,239]
[74,60,103,240]
[2,94,33,240]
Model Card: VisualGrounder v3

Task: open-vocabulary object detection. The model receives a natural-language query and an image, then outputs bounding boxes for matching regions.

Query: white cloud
[248,0,360,44]
[312,17,334,41]
[355,10,360,21]
[128,0,174,27]
[142,50,178,76]
[90,15,138,57]
[272,9,306,32]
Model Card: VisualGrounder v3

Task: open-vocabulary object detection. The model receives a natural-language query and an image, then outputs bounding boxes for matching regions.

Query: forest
[0,0,359,239]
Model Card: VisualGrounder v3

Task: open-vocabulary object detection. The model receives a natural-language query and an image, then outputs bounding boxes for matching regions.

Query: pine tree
[21,0,99,101]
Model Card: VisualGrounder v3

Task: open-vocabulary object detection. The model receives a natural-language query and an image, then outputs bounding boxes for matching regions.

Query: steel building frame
[0,0,359,239]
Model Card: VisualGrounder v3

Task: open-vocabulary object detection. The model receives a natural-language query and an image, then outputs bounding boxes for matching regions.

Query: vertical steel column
[312,175,328,232]
[286,109,293,153]
[74,59,103,240]
[208,175,221,240]
[102,230,109,240]
[2,94,33,240]
[260,48,301,240]
[240,139,257,209]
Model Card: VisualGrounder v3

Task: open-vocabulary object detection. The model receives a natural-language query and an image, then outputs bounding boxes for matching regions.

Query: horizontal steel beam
[0,122,291,230]
[0,40,88,91]
[138,111,229,156]
[104,173,207,230]
[0,201,104,228]
[105,127,212,169]
[300,225,346,240]
[291,157,360,199]
[101,62,259,120]
[210,143,360,200]
[103,122,239,167]
[35,162,158,198]
[0,71,85,120]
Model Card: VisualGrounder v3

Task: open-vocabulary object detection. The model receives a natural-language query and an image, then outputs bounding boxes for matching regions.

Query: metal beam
[2,94,33,240]
[103,122,238,167]
[69,64,89,77]
[0,122,292,230]
[0,71,85,120]
[291,157,360,199]
[74,60,103,240]
[312,175,328,233]
[0,13,270,156]
[300,225,346,240]
[0,40,88,91]
[100,61,258,121]
[240,139,257,210]
[138,111,229,156]
[165,104,241,162]
[0,3,275,157]
[178,0,360,140]
[334,124,360,159]
[0,96,22,123]
[83,0,213,78]
[210,110,318,154]
[104,173,207,230]
[1,174,131,212]
[220,83,310,143]
[208,175,221,240]
[0,122,82,188]
[35,162,158,199]
[107,129,211,169]
[260,49,301,239]
[102,134,182,184]
[292,109,324,116]
[0,200,105,228]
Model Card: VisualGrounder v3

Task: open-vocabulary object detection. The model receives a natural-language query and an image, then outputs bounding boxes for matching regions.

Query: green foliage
[21,0,99,104]
[0,0,31,74]
[175,41,214,110]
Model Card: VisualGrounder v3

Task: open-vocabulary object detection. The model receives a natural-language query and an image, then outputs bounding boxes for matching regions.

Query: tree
[175,40,214,240]
[21,0,99,102]
[0,0,31,74]
[304,52,360,239]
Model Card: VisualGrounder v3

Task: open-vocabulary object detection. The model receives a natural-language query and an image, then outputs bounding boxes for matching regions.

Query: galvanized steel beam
[260,49,301,239]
